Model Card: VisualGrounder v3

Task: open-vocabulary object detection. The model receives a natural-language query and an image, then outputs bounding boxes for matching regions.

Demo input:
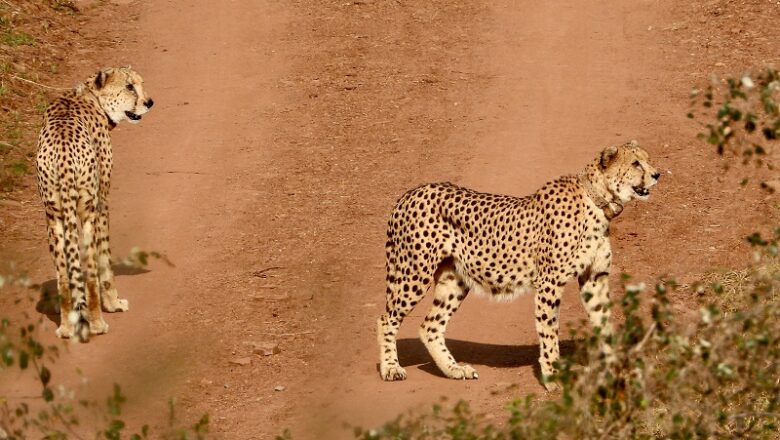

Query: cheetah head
[599,141,660,203]
[81,67,154,125]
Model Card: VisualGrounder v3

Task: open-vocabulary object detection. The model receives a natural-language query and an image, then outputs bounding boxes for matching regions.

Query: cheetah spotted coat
[377,142,660,390]
[36,67,153,340]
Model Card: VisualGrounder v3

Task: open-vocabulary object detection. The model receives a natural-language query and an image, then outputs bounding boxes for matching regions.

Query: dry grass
[0,0,82,193]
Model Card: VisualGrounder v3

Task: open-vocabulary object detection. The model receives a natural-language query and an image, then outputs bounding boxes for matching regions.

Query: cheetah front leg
[577,240,614,360]
[533,279,564,391]
[419,264,476,380]
[96,199,128,312]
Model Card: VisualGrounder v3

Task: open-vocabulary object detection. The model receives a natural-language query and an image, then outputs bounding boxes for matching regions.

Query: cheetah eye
[632,160,641,168]
[126,84,135,92]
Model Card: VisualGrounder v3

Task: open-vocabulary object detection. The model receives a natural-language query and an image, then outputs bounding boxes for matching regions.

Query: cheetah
[36,67,154,340]
[377,141,660,390]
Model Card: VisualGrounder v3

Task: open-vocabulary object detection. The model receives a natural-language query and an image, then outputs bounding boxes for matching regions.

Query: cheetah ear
[600,145,619,170]
[94,68,114,89]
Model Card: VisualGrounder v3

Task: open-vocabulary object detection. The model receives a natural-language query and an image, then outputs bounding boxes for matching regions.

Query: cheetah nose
[144,98,154,108]
[651,171,661,180]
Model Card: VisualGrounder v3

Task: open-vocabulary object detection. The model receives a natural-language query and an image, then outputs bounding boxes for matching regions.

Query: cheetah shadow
[36,263,151,324]
[397,338,577,381]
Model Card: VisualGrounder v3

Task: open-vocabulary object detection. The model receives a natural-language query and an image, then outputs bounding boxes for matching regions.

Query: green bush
[0,253,206,439]
[354,236,780,439]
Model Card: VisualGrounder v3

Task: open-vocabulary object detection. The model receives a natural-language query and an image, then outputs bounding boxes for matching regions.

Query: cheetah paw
[543,378,560,392]
[446,364,479,380]
[380,365,407,381]
[103,298,129,312]
[89,320,109,335]
[55,325,75,339]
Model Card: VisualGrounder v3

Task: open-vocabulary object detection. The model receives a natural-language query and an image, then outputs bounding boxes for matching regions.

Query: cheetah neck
[577,170,623,220]
[82,88,117,130]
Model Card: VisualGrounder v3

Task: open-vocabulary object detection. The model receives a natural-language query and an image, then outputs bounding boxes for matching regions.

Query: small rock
[199,378,213,387]
[251,292,289,301]
[714,62,726,67]
[245,341,281,356]
[274,385,286,392]
[229,357,251,366]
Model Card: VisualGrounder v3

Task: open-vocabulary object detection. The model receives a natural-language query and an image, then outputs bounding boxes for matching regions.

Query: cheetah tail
[74,304,90,342]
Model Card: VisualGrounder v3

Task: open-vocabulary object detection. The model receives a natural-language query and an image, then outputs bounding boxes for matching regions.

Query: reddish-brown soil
[1,0,779,438]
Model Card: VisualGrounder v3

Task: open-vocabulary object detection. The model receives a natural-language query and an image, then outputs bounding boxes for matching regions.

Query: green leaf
[40,366,51,386]
[18,350,28,369]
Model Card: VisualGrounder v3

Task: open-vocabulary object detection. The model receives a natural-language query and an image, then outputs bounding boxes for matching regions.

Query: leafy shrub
[689,68,779,179]
[354,236,780,438]
[0,253,206,439]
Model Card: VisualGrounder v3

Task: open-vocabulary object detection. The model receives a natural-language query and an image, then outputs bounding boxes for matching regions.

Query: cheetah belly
[453,261,536,302]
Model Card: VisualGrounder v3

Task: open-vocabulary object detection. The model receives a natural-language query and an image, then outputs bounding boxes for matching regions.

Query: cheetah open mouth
[633,186,650,197]
[125,111,142,121]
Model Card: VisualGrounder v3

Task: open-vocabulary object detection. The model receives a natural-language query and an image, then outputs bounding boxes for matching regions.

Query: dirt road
[3,0,778,438]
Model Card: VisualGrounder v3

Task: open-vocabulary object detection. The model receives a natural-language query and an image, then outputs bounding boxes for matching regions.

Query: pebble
[248,341,281,356]
[229,357,251,366]
[251,292,289,301]
[274,385,286,392]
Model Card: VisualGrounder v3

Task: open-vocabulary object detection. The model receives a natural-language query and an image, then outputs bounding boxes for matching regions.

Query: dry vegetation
[0,0,87,193]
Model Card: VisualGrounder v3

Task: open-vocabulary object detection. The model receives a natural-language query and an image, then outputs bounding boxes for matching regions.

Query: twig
[30,357,86,440]
[0,0,21,12]
[730,412,780,420]
[8,75,69,91]
[252,266,283,277]
[630,322,657,355]
[598,420,619,440]
[274,330,314,337]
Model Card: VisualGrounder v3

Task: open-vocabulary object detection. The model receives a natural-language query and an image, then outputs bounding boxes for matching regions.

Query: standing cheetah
[377,141,660,390]
[36,67,154,340]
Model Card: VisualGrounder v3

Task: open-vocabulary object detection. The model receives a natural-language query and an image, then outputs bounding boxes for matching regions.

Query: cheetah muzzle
[376,141,660,391]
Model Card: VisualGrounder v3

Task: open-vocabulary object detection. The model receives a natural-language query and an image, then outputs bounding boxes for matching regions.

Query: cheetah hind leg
[101,287,129,313]
[378,273,429,381]
[420,262,477,380]
[97,250,128,312]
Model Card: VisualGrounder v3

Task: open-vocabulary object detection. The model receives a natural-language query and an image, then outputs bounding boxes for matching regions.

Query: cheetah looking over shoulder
[377,141,660,390]
[36,67,154,340]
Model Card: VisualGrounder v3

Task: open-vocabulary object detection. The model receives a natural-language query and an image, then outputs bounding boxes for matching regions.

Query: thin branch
[30,357,86,440]
[8,75,69,91]
[0,0,21,12]
[730,412,780,420]
[630,322,657,355]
